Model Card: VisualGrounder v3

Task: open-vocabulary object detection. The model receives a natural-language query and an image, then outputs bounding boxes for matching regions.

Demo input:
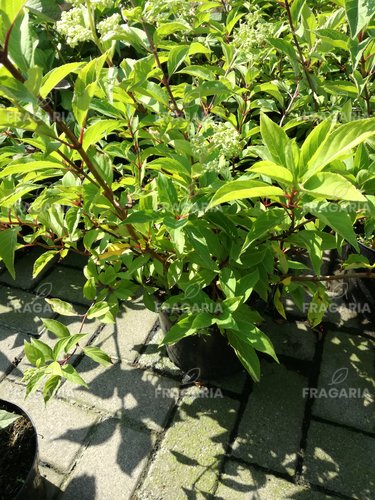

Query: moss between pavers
[232,361,307,476]
[312,332,375,433]
[303,420,375,499]
[137,387,240,499]
[216,460,332,499]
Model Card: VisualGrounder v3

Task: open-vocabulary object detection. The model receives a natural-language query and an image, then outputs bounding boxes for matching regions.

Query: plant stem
[287,272,375,282]
[129,0,182,116]
[284,0,319,112]
[0,48,169,266]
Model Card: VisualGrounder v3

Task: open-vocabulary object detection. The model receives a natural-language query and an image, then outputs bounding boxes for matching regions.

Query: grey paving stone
[93,300,157,363]
[38,266,90,306]
[0,285,54,335]
[0,247,57,290]
[0,379,99,473]
[137,387,240,499]
[0,327,26,379]
[312,332,375,433]
[261,316,317,361]
[8,310,102,382]
[58,251,88,270]
[61,358,177,432]
[232,361,307,476]
[216,460,332,499]
[303,420,375,499]
[137,327,183,378]
[62,418,154,500]
[324,296,373,331]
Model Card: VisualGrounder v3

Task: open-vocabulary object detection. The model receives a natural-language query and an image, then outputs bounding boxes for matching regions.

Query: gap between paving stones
[295,331,325,483]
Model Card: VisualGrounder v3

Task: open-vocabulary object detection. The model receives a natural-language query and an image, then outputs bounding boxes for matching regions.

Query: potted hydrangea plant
[0,0,374,400]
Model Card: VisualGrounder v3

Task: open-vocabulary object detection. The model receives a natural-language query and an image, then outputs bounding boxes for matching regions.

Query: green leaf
[300,119,334,172]
[26,0,62,22]
[226,330,261,382]
[0,0,27,43]
[167,45,189,76]
[72,53,108,127]
[32,251,57,278]
[260,114,295,171]
[160,314,197,345]
[40,62,84,99]
[42,318,70,338]
[309,203,359,251]
[345,0,373,38]
[87,302,110,319]
[209,180,284,208]
[178,65,216,81]
[0,161,64,179]
[291,0,306,25]
[0,228,19,279]
[45,299,77,317]
[0,409,21,429]
[62,364,88,388]
[249,161,293,184]
[30,339,53,361]
[304,119,375,179]
[83,346,112,367]
[82,119,126,150]
[302,172,367,202]
[308,288,329,327]
[24,340,45,366]
[43,375,61,402]
[155,21,190,38]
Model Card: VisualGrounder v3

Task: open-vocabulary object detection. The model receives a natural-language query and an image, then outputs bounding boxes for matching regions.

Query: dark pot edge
[0,399,44,500]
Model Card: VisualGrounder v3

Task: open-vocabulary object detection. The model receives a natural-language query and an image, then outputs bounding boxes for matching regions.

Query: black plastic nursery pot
[0,400,45,500]
[159,311,243,379]
[345,241,375,316]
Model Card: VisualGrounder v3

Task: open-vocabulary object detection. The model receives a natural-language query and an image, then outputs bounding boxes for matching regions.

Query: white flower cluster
[97,13,122,38]
[55,7,92,47]
[233,12,274,55]
[192,121,242,173]
[143,0,197,24]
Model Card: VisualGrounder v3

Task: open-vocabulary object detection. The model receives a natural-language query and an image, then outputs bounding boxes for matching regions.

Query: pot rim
[0,399,40,500]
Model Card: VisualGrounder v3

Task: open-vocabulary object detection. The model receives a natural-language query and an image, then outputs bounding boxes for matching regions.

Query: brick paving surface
[0,254,374,499]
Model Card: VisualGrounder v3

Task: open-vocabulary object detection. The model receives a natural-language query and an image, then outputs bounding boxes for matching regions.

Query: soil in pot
[0,402,42,500]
